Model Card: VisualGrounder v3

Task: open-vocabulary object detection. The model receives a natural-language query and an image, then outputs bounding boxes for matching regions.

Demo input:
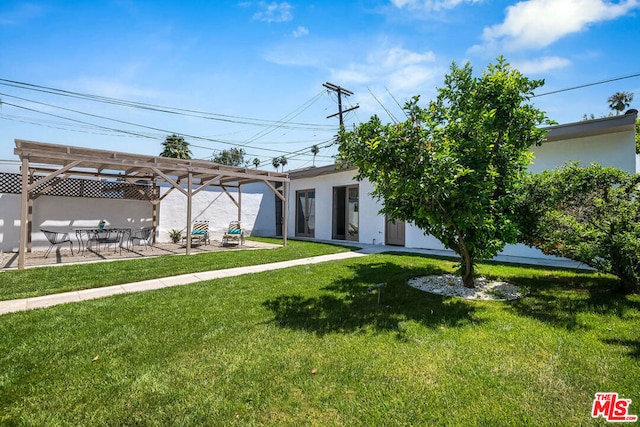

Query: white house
[0,112,636,264]
[285,112,638,263]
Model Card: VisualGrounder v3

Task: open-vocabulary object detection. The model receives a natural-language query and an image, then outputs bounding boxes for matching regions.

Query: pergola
[13,139,290,270]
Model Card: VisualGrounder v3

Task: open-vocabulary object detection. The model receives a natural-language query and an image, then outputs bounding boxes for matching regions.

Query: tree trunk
[461,249,475,288]
[451,221,475,288]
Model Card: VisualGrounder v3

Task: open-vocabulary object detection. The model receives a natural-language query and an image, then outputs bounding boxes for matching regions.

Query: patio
[0,239,281,270]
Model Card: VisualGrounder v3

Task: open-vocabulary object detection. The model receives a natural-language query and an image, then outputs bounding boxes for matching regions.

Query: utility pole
[323,82,359,126]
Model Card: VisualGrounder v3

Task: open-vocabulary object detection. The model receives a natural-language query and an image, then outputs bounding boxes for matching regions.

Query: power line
[533,72,640,97]
[0,78,334,130]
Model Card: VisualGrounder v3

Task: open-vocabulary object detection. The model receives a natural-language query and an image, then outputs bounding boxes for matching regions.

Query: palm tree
[272,157,281,171]
[160,134,192,159]
[607,92,634,115]
[279,156,288,172]
[252,158,261,168]
[310,144,320,167]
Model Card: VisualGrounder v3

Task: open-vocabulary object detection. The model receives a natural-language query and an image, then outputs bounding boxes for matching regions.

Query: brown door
[385,216,405,246]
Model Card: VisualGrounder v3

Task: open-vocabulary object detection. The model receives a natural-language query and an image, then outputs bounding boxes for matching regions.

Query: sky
[1,0,639,171]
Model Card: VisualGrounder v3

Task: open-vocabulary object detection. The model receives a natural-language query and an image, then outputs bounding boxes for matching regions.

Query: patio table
[75,227,131,255]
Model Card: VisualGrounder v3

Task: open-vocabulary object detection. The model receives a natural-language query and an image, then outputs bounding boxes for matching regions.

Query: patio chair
[41,229,73,258]
[222,221,244,246]
[87,228,123,254]
[182,221,210,246]
[128,226,153,250]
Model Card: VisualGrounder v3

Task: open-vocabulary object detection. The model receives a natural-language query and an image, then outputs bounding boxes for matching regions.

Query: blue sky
[1,0,639,170]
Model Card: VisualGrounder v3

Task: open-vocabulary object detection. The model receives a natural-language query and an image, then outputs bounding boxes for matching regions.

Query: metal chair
[40,229,73,258]
[128,227,153,250]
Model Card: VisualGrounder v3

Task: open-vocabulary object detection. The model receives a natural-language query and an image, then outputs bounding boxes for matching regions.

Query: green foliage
[212,147,248,167]
[339,57,550,287]
[159,134,192,159]
[168,229,182,243]
[517,162,640,293]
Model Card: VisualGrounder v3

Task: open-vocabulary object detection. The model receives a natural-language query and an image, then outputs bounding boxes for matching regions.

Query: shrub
[516,162,640,293]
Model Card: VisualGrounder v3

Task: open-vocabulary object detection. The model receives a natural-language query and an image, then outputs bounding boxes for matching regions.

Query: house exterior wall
[285,114,638,263]
[288,169,385,242]
[529,129,636,174]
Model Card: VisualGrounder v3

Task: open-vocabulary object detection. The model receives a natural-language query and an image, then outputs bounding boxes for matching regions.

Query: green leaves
[339,57,551,287]
[517,162,640,293]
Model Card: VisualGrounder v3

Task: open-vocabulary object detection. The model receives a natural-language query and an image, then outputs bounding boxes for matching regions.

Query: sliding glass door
[295,189,315,237]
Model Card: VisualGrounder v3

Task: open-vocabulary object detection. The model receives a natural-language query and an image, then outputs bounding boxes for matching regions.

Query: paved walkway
[0,251,367,315]
[0,242,591,316]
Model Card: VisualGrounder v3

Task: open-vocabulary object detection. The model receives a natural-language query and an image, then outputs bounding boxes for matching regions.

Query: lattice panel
[0,173,158,200]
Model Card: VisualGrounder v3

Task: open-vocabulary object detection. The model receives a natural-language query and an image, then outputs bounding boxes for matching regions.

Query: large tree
[160,134,192,159]
[516,162,640,294]
[607,91,634,115]
[338,57,550,287]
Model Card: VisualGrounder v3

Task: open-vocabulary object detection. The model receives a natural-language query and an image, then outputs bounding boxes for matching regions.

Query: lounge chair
[222,221,244,246]
[183,221,210,246]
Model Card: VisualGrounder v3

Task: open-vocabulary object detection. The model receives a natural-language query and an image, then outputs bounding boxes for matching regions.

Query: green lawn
[1,250,638,425]
[0,238,351,301]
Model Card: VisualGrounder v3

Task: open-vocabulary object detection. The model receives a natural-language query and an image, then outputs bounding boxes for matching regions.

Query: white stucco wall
[0,195,153,252]
[0,174,277,251]
[156,182,274,243]
[530,129,636,174]
[287,169,385,244]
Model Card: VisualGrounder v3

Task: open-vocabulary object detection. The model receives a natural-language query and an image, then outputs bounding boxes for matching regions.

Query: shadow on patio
[0,240,281,270]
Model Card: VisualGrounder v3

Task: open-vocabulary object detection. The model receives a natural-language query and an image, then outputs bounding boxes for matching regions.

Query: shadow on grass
[263,257,481,336]
[502,271,639,330]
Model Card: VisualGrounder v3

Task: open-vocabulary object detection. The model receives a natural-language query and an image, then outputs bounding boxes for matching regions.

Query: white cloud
[292,25,308,37]
[475,0,640,52]
[331,46,439,97]
[391,0,482,12]
[512,56,571,74]
[253,1,293,23]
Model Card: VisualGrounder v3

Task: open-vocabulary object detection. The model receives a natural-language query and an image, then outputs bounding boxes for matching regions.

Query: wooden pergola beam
[13,139,291,269]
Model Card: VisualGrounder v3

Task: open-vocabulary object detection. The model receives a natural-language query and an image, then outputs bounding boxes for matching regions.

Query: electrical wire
[0,78,334,130]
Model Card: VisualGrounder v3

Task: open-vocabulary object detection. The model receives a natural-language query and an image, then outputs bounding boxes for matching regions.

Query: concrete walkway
[0,242,591,316]
[0,251,367,316]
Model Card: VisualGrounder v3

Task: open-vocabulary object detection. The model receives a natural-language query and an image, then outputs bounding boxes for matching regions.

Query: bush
[516,162,640,293]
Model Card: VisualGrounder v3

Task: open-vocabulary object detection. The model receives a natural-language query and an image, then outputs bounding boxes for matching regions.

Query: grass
[1,250,638,425]
[0,238,352,301]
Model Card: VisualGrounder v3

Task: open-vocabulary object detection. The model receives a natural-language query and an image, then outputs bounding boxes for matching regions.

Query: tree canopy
[213,147,248,167]
[338,57,550,287]
[160,134,192,159]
